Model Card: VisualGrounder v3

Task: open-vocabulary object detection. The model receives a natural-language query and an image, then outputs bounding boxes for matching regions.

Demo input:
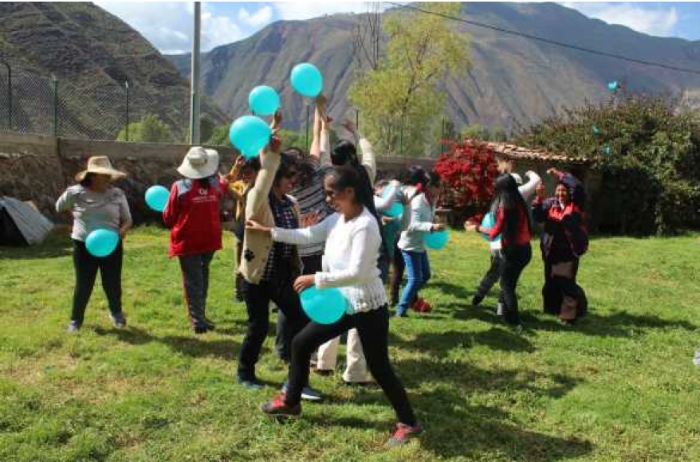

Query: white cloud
[562,3,679,37]
[274,2,389,21]
[96,2,244,54]
[238,6,274,27]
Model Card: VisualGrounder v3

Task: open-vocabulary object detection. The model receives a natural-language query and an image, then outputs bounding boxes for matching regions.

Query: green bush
[516,94,700,235]
[117,114,174,143]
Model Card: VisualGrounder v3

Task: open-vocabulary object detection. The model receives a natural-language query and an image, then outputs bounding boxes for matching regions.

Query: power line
[385,2,700,77]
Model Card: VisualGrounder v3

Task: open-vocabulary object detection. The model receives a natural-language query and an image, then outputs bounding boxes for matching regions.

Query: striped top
[290,164,334,258]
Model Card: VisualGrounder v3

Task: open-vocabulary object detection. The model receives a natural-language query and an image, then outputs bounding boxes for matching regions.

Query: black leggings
[500,244,532,325]
[71,239,123,325]
[285,305,416,426]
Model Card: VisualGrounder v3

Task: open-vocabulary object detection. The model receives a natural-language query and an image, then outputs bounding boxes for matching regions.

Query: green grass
[1,228,700,462]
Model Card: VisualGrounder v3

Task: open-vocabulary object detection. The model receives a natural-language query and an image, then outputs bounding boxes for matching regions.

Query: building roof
[479,140,591,165]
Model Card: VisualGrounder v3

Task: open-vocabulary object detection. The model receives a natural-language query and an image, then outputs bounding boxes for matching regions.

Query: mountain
[167,2,700,134]
[0,2,226,141]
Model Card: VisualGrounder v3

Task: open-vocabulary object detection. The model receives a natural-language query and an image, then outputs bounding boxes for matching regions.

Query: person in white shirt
[247,165,422,447]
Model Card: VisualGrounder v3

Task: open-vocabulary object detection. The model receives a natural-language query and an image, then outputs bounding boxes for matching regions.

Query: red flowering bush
[434,139,499,225]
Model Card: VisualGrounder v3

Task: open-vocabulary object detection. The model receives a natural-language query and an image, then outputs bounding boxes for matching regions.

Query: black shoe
[472,295,484,307]
[193,324,210,334]
[110,312,127,328]
[66,320,81,333]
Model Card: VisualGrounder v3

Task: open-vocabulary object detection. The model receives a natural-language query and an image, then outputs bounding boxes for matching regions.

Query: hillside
[0,2,226,141]
[168,2,700,133]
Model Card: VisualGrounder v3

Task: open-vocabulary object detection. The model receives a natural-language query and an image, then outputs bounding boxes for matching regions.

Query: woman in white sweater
[246,165,421,447]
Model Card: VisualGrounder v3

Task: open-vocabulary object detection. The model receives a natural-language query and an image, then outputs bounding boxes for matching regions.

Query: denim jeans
[396,250,431,315]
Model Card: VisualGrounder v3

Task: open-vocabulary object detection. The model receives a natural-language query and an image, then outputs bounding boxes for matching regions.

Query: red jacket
[489,205,531,247]
[163,177,227,257]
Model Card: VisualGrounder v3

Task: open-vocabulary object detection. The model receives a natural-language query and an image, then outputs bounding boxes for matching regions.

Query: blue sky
[96,2,700,54]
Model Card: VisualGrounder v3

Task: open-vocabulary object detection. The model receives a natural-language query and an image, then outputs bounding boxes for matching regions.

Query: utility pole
[189,1,201,145]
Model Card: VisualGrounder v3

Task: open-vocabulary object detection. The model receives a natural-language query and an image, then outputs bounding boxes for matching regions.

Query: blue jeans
[396,250,431,315]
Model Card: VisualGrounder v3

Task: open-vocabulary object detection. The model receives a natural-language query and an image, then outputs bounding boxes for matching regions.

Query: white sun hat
[75,156,127,182]
[177,147,220,179]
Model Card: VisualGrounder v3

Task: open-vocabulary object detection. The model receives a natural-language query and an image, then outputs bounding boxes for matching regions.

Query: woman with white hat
[163,146,228,334]
[56,156,133,333]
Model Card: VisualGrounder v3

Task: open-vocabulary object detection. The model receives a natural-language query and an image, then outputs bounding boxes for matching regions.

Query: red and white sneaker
[260,393,301,417]
[386,422,423,447]
[412,298,432,313]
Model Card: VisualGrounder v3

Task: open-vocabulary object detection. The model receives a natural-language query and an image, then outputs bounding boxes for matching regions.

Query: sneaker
[66,320,81,333]
[110,312,127,328]
[386,422,423,447]
[261,393,301,417]
[418,299,432,313]
[238,377,264,391]
[281,382,323,401]
[472,295,484,307]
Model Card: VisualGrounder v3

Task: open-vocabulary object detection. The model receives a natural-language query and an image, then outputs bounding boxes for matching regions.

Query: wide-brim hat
[75,156,127,182]
[178,147,220,179]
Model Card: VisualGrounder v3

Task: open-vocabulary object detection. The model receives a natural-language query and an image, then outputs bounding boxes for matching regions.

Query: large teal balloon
[424,229,449,250]
[145,185,169,212]
[300,287,347,324]
[248,85,280,116]
[229,116,271,160]
[480,212,501,243]
[290,63,323,98]
[85,229,120,258]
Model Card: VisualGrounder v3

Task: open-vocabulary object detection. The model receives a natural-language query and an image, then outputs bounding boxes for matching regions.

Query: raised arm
[518,170,542,201]
[343,119,376,183]
[310,95,331,167]
[245,115,282,219]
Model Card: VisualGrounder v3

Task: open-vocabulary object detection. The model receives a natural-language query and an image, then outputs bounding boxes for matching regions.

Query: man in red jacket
[164,146,228,334]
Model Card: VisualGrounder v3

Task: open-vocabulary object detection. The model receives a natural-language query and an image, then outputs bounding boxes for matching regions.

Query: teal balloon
[229,116,271,160]
[607,80,618,92]
[603,145,612,155]
[85,229,120,258]
[145,185,169,212]
[384,202,403,218]
[425,229,449,250]
[480,212,501,243]
[290,63,323,98]
[593,125,600,136]
[300,287,347,324]
[248,85,280,116]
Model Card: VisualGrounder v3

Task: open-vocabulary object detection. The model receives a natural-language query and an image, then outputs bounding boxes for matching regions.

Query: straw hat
[75,156,127,182]
[177,147,220,179]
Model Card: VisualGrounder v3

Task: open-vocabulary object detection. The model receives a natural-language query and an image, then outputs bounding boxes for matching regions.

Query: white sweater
[271,207,387,314]
[398,185,435,252]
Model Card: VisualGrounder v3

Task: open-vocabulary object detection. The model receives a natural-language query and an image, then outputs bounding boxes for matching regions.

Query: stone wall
[0,133,435,224]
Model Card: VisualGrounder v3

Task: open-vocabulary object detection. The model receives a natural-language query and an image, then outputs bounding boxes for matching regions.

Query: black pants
[238,263,310,381]
[499,244,532,325]
[476,250,504,303]
[390,242,405,305]
[71,239,123,325]
[285,305,416,426]
[275,254,322,362]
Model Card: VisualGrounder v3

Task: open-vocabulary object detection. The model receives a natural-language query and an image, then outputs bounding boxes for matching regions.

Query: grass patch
[1,227,699,461]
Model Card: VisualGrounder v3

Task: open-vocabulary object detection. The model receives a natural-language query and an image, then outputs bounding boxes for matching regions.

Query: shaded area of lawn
[1,228,699,461]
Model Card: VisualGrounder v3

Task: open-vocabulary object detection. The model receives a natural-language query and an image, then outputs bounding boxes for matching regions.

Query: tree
[349,3,470,157]
[117,114,173,143]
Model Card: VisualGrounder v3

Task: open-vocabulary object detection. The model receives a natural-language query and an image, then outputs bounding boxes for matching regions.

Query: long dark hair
[493,174,531,242]
[326,165,387,255]
[404,165,440,202]
[273,152,299,187]
[331,140,359,167]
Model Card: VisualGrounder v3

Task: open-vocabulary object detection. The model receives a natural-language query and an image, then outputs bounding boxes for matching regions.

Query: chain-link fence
[0,62,203,143]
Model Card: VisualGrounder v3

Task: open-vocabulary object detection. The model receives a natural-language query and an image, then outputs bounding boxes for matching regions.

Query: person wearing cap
[471,170,541,314]
[56,156,132,333]
[163,146,228,334]
[532,169,589,325]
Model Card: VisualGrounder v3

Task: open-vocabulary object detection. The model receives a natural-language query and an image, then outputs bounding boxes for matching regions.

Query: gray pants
[179,251,215,328]
[476,250,504,303]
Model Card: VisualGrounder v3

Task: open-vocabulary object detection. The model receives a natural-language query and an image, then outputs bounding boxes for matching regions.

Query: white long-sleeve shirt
[271,207,387,314]
[398,185,435,252]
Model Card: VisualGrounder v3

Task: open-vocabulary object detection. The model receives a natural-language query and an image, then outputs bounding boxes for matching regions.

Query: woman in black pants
[467,174,532,327]
[246,166,421,447]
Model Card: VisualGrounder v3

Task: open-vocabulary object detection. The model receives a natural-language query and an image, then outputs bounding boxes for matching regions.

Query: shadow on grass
[429,281,474,301]
[389,326,535,354]
[94,325,239,359]
[0,233,72,260]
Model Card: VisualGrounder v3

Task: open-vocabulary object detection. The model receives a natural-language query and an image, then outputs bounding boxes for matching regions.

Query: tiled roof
[478,140,591,164]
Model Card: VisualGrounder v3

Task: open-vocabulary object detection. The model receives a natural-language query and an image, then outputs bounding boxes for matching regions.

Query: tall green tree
[349,3,469,157]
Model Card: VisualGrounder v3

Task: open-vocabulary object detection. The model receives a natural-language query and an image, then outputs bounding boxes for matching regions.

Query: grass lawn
[1,227,699,462]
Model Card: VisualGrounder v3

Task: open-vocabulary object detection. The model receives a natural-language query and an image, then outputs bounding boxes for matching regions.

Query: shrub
[515,94,700,235]
[434,138,499,225]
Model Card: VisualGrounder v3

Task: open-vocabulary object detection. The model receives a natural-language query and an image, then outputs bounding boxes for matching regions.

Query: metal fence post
[1,60,11,130]
[399,116,404,156]
[124,80,130,142]
[355,109,359,132]
[51,75,58,136]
